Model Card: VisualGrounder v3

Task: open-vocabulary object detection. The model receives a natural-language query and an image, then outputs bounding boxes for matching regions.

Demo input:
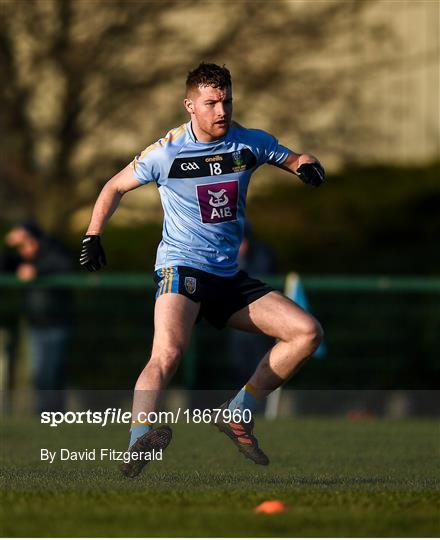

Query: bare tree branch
[0,0,402,231]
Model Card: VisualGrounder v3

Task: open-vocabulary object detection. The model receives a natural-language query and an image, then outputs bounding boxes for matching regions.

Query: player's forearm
[281,151,325,187]
[289,153,320,172]
[298,153,320,166]
[86,181,123,236]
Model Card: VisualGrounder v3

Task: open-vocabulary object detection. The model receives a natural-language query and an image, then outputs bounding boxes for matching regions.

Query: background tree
[0,0,408,232]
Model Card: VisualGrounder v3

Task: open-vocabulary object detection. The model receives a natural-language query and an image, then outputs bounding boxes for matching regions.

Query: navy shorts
[153,266,274,329]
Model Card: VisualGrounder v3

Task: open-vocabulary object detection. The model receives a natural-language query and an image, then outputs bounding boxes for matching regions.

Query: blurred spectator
[0,246,21,409]
[4,220,73,413]
[0,245,21,272]
[228,223,325,391]
[228,223,277,385]
[237,222,277,276]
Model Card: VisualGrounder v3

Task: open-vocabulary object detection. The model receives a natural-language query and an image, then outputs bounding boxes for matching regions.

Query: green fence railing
[0,274,439,391]
[0,274,440,292]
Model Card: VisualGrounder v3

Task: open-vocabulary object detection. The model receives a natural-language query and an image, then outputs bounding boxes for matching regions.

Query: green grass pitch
[1,417,439,537]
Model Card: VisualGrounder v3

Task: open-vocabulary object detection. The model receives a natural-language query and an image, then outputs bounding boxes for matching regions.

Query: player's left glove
[79,235,107,272]
[296,162,326,187]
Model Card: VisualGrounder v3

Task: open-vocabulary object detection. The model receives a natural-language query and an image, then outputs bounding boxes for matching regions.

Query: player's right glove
[79,235,107,272]
[296,162,326,187]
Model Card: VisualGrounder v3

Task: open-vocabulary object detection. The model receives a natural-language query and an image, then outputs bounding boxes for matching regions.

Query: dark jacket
[8,237,75,327]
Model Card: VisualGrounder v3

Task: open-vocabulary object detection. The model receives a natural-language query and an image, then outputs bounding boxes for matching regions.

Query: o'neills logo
[205,155,223,162]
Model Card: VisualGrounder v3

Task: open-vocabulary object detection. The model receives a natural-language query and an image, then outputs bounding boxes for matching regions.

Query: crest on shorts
[184,276,197,294]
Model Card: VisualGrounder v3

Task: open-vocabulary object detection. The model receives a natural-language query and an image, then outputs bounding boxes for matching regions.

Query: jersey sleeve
[252,130,290,167]
[130,144,163,185]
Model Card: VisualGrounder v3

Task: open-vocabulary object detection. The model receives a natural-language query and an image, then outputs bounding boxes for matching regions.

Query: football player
[80,63,325,477]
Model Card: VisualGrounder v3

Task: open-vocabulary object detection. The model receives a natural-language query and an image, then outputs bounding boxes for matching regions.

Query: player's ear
[184,98,194,114]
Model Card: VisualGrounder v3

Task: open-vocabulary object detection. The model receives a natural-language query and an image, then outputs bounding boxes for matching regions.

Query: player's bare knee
[288,317,323,355]
[301,318,323,354]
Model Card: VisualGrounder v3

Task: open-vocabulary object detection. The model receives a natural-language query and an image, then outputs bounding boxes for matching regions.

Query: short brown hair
[186,62,231,94]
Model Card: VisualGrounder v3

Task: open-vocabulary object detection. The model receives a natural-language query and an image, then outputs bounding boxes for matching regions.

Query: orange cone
[255,500,287,514]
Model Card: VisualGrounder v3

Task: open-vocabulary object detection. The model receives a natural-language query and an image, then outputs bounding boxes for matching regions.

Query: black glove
[297,162,326,187]
[79,235,107,272]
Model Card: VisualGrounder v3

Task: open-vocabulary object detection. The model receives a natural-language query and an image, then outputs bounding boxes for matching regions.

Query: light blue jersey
[131,121,290,276]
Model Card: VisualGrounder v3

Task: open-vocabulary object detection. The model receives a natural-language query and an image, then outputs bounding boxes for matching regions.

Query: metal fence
[1,274,439,396]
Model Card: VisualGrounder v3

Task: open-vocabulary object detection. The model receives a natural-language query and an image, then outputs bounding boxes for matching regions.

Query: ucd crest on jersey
[232,150,246,172]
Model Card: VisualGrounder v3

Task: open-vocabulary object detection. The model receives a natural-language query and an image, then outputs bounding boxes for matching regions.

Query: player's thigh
[226,290,320,342]
[151,293,201,355]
